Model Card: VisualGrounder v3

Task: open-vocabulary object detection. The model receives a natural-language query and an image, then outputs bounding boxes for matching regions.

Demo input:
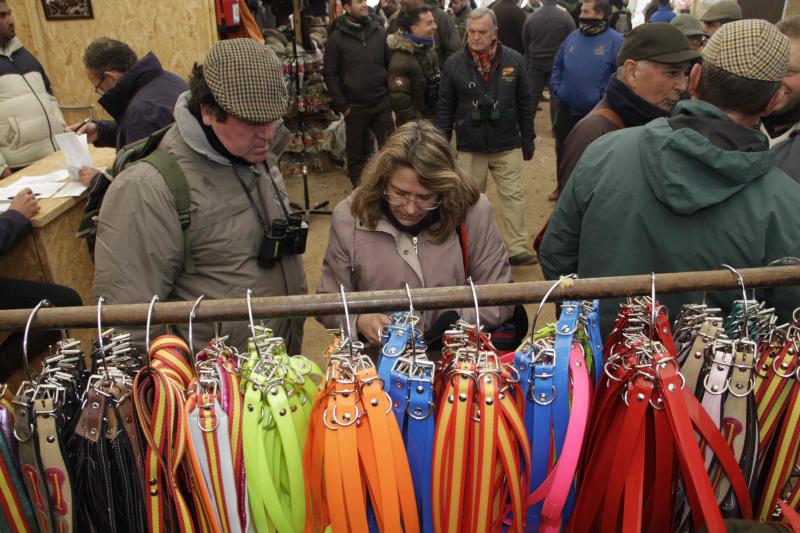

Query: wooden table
[0,146,115,310]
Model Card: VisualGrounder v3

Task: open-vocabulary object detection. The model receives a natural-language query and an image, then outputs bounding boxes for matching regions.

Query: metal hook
[145,295,160,366]
[95,296,111,380]
[467,277,482,353]
[530,274,577,338]
[23,299,51,382]
[721,264,749,339]
[404,283,417,367]
[649,272,657,351]
[246,289,264,358]
[189,294,205,364]
[339,285,356,359]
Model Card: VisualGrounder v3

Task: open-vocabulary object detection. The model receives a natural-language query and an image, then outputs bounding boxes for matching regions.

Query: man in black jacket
[522,0,575,126]
[324,0,394,186]
[71,37,188,186]
[436,7,537,265]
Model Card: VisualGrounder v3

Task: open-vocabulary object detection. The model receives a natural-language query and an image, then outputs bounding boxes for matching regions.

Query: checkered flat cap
[203,38,288,123]
[702,19,789,82]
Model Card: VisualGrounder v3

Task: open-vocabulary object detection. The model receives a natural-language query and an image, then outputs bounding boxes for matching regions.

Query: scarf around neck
[605,76,669,127]
[405,32,435,47]
[470,41,498,83]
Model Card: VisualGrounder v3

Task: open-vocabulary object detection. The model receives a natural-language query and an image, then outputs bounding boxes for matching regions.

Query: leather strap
[34,397,74,533]
[681,321,718,396]
[589,106,625,129]
[715,340,757,508]
[14,386,54,533]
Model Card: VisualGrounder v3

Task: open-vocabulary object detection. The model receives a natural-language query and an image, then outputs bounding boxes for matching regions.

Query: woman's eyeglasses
[384,190,441,211]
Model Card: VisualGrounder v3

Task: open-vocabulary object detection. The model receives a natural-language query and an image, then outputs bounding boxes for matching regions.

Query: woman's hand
[356,313,391,346]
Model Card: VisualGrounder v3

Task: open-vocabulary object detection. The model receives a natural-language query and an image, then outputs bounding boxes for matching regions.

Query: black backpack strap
[456,223,469,279]
[139,148,196,274]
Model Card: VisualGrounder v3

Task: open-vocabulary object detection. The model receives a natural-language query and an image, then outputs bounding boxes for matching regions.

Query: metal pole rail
[1,265,798,331]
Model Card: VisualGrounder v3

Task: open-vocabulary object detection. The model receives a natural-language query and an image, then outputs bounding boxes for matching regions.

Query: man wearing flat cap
[671,13,707,51]
[556,22,699,190]
[94,39,307,353]
[699,0,741,36]
[540,19,800,334]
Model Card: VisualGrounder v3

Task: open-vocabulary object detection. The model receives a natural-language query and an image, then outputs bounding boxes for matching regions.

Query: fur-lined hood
[387,32,428,53]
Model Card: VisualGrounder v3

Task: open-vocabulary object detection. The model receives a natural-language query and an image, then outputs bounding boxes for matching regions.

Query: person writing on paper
[0,1,67,178]
[68,38,188,187]
[316,120,516,349]
[0,187,82,379]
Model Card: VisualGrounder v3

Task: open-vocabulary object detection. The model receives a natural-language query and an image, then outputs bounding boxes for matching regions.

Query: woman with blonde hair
[316,120,516,347]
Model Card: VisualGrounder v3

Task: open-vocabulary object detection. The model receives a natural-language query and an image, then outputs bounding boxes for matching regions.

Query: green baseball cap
[617,23,702,66]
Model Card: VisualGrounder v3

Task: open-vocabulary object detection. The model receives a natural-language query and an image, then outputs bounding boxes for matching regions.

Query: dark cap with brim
[671,14,708,37]
[617,22,702,66]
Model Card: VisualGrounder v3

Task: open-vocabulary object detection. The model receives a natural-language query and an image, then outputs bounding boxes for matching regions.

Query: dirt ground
[285,110,559,360]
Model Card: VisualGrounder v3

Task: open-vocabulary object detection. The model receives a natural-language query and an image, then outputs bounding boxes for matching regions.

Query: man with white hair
[558,23,699,186]
[436,7,537,265]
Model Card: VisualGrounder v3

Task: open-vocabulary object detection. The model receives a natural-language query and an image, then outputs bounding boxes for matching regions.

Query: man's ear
[687,62,702,98]
[622,59,639,88]
[105,70,124,84]
[763,86,789,118]
[199,104,214,126]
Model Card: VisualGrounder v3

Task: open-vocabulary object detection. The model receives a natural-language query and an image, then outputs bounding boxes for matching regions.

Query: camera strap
[233,166,272,233]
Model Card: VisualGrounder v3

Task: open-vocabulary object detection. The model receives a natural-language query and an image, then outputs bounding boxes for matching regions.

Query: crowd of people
[1,0,799,374]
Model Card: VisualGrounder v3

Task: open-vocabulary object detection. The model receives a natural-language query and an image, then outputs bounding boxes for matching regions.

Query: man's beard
[779,90,800,114]
[0,28,13,48]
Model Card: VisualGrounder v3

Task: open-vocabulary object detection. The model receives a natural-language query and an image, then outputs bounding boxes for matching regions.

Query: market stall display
[0,267,799,532]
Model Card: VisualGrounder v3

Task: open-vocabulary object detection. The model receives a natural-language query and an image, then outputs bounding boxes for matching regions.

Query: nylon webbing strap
[133,335,208,533]
[238,330,321,533]
[758,381,800,521]
[186,393,238,533]
[304,336,419,533]
[0,396,36,532]
[431,322,530,533]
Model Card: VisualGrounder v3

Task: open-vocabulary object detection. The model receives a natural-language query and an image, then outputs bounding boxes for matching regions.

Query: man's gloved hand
[522,140,535,161]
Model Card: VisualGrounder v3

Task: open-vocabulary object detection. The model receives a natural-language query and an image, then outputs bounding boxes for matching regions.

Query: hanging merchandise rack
[0,265,799,331]
[2,264,800,532]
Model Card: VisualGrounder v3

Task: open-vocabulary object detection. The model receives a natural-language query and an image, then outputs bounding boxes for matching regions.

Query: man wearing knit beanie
[541,19,800,334]
[95,39,308,354]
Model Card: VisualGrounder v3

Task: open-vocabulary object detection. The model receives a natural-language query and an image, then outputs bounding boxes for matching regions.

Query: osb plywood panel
[7,0,216,125]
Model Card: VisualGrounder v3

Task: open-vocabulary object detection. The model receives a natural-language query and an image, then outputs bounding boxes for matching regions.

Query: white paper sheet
[53,132,93,180]
[0,182,63,200]
[51,181,87,198]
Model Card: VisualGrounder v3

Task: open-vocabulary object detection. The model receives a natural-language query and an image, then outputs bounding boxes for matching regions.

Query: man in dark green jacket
[388,6,441,124]
[540,19,800,332]
[389,0,460,67]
